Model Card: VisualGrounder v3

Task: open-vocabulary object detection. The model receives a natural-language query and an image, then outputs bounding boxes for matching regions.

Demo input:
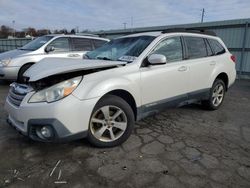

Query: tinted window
[151,37,183,62]
[208,39,225,55]
[185,37,207,59]
[72,38,92,51]
[47,37,70,52]
[93,40,107,48]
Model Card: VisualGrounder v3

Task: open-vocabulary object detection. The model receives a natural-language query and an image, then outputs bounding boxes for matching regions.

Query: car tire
[17,64,33,83]
[202,78,226,110]
[87,94,135,147]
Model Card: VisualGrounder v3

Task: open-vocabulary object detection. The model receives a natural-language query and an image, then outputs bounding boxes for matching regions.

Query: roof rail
[162,28,216,36]
[75,33,99,37]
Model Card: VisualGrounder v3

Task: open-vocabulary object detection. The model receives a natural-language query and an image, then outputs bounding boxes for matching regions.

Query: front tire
[202,79,226,110]
[87,95,135,147]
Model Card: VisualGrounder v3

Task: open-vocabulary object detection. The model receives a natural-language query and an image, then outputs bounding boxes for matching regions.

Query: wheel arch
[18,62,35,75]
[99,89,138,121]
[17,62,35,82]
[215,72,229,90]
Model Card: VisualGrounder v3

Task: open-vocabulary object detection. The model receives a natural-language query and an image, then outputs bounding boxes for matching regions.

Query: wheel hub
[105,119,114,127]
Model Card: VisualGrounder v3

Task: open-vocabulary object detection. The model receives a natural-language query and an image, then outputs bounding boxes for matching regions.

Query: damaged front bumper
[6,116,88,142]
[4,91,100,142]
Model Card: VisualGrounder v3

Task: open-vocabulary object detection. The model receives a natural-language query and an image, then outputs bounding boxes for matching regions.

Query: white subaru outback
[4,29,236,147]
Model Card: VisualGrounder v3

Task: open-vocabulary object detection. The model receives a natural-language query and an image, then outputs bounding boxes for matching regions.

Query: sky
[0,0,250,31]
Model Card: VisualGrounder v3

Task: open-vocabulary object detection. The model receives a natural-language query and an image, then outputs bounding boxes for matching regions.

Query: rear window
[93,40,107,49]
[208,39,226,55]
[185,36,207,59]
[72,38,92,51]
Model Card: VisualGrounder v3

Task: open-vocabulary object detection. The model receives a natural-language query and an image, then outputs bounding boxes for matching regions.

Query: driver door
[140,36,190,112]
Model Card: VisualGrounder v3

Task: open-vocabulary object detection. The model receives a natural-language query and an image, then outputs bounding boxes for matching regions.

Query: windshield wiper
[97,57,112,61]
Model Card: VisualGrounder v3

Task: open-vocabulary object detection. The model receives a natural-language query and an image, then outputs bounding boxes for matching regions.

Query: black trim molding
[137,88,210,120]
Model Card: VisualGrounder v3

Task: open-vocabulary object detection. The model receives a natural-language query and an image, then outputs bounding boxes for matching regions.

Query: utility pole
[201,8,205,23]
[12,20,15,38]
[123,22,127,29]
[131,17,133,28]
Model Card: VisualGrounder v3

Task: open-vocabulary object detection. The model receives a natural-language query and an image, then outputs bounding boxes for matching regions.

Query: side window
[208,39,226,55]
[93,40,107,49]
[151,37,183,62]
[205,39,213,56]
[47,37,70,52]
[185,36,207,59]
[72,38,92,51]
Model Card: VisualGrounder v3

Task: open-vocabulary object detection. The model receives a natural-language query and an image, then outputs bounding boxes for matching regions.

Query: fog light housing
[36,126,54,139]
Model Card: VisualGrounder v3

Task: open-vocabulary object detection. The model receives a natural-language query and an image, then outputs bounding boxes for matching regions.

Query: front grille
[8,83,32,107]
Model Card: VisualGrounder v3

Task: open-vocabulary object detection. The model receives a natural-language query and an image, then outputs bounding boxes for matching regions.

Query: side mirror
[45,46,55,53]
[148,54,167,65]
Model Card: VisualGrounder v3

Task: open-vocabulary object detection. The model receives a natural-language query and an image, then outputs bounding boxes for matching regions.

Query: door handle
[178,66,187,72]
[210,61,216,65]
[68,54,80,57]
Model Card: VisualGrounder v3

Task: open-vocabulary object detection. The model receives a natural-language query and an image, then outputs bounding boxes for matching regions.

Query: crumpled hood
[0,49,29,60]
[24,57,126,81]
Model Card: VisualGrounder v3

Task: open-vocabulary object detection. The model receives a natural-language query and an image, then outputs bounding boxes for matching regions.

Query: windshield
[86,36,155,62]
[20,36,54,51]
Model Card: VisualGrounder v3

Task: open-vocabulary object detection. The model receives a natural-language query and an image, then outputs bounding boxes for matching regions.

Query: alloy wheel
[90,105,128,142]
[212,83,224,106]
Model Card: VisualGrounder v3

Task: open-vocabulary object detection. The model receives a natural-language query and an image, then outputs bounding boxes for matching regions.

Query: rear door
[183,36,216,95]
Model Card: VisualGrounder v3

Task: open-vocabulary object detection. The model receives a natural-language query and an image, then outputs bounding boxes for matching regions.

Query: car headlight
[0,58,12,66]
[29,76,82,103]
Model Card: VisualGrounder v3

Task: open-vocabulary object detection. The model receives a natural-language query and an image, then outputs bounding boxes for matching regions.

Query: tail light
[230,55,236,63]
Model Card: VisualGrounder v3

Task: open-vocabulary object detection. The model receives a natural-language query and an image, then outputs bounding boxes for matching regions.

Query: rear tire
[87,95,135,147]
[17,64,33,83]
[202,79,226,110]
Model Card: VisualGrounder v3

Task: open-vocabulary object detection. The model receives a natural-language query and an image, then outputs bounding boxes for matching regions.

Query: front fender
[73,76,141,107]
[9,56,38,67]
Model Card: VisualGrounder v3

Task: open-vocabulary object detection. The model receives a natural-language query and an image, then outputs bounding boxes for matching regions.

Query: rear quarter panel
[209,52,236,88]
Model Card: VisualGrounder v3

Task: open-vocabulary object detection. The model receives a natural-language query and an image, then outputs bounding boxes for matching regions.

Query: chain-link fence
[0,38,32,53]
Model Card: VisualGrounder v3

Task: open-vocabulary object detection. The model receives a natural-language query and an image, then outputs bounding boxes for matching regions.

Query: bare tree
[0,25,13,38]
[23,27,37,37]
[37,29,51,36]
